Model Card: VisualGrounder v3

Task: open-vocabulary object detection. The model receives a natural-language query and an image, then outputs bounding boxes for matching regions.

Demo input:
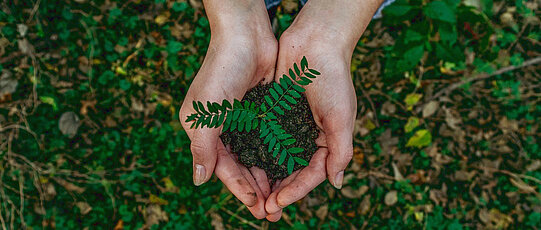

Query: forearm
[290,0,384,53]
[202,0,272,38]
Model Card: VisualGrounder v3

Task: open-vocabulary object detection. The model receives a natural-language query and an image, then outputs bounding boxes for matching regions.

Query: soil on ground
[220,83,319,180]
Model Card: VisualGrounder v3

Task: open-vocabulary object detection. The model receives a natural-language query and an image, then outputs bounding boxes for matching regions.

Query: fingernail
[194,164,206,186]
[334,171,344,189]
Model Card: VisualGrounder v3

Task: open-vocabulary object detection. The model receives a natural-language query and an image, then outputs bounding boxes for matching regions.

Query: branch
[429,56,541,101]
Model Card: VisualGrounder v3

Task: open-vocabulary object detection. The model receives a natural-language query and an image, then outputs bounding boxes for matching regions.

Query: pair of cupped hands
[179,0,380,221]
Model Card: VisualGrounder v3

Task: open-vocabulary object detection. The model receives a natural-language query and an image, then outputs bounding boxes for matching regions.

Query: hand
[179,0,277,219]
[263,0,383,221]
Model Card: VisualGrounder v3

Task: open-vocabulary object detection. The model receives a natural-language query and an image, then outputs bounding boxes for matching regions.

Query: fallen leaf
[404,93,422,110]
[76,202,92,215]
[384,190,398,206]
[404,117,420,133]
[0,70,17,97]
[210,211,224,230]
[341,185,369,199]
[406,129,432,148]
[113,220,124,230]
[422,101,439,118]
[359,195,371,215]
[315,205,328,220]
[59,111,81,138]
[509,178,536,194]
[144,204,169,228]
[392,163,405,181]
[54,178,85,194]
[149,194,169,205]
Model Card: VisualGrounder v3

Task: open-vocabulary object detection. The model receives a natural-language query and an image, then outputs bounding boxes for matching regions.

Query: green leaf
[185,113,198,122]
[291,84,306,93]
[269,88,279,100]
[300,56,308,70]
[245,119,252,132]
[289,69,296,81]
[279,101,291,110]
[238,119,245,132]
[261,103,267,112]
[382,4,412,17]
[260,127,270,138]
[243,100,249,110]
[268,138,276,152]
[272,144,281,157]
[288,147,303,154]
[252,119,258,129]
[208,115,217,127]
[273,82,283,94]
[424,1,456,23]
[217,112,226,127]
[282,139,296,146]
[238,111,247,122]
[308,68,321,75]
[232,110,240,120]
[267,112,277,120]
[293,157,308,166]
[223,113,232,131]
[273,106,285,115]
[212,102,221,112]
[196,118,203,128]
[284,95,297,104]
[305,72,316,79]
[198,101,209,115]
[230,120,237,131]
[289,90,301,98]
[278,150,287,165]
[294,63,301,76]
[277,133,292,140]
[264,133,273,144]
[287,157,294,174]
[233,99,242,109]
[280,77,289,88]
[265,95,274,107]
[222,99,232,109]
[208,101,217,113]
[406,129,432,148]
[193,101,200,114]
[404,117,420,133]
[283,75,293,86]
[404,93,423,110]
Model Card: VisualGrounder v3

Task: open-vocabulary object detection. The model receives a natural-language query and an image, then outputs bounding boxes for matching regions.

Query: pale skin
[179,0,383,221]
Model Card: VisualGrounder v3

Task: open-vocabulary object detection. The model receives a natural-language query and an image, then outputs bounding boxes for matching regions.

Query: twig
[220,207,261,229]
[474,165,541,185]
[429,56,541,101]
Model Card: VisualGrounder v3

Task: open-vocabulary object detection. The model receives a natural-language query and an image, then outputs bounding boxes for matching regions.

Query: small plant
[185,56,321,174]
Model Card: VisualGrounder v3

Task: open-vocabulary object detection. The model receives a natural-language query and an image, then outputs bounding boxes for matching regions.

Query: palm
[180,36,277,219]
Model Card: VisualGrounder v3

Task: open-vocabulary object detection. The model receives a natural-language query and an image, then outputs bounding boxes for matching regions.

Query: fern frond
[258,56,320,120]
[259,119,307,174]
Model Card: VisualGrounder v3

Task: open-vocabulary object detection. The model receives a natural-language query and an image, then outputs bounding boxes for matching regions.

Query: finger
[276,148,328,208]
[189,128,220,186]
[215,142,258,207]
[266,210,282,222]
[250,167,271,198]
[239,166,267,219]
[265,171,300,214]
[322,113,354,189]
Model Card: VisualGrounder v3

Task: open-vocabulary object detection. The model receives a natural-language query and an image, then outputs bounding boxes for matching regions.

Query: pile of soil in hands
[220,83,319,180]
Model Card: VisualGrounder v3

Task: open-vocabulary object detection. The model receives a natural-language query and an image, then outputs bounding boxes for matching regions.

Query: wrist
[204,0,273,40]
[288,0,383,53]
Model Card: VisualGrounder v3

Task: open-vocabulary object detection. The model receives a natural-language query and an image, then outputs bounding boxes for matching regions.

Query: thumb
[189,128,220,186]
[322,113,354,189]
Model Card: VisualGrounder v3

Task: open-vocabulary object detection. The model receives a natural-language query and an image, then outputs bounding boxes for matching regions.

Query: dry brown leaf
[392,163,405,181]
[341,185,369,199]
[315,205,329,220]
[509,178,537,194]
[210,211,225,230]
[59,111,81,138]
[384,190,398,206]
[0,70,17,97]
[422,101,439,118]
[76,202,92,215]
[144,204,169,228]
[359,195,371,215]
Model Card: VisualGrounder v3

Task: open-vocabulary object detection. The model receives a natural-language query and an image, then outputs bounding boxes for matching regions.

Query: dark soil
[220,84,319,180]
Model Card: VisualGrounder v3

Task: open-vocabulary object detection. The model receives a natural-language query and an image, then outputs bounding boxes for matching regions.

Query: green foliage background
[0,0,539,229]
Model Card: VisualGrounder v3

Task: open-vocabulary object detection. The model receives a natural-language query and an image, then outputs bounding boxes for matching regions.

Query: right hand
[179,0,277,219]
